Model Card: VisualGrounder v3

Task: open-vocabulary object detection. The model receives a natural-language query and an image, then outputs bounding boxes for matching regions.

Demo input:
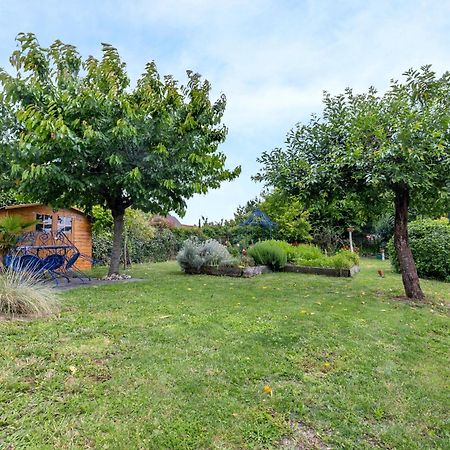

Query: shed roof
[0,203,86,214]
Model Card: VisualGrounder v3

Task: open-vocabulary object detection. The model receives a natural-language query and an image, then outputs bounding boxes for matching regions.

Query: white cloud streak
[1,0,450,222]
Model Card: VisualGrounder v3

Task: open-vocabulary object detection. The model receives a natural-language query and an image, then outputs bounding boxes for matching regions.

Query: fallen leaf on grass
[262,385,273,395]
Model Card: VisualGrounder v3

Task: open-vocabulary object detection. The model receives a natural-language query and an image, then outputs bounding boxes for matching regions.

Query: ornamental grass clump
[0,268,60,318]
[177,238,234,271]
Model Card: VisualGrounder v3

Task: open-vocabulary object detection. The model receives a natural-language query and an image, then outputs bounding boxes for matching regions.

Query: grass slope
[0,259,449,449]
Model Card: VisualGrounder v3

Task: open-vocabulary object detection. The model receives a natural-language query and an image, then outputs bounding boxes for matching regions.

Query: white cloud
[1,0,450,223]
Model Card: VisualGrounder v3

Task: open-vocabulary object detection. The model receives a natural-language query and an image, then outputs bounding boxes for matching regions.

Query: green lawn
[1,259,449,449]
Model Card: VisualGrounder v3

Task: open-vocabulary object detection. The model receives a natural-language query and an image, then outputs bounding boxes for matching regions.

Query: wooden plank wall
[0,205,92,269]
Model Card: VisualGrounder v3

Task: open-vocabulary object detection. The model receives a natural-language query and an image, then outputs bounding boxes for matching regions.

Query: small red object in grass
[377,269,385,278]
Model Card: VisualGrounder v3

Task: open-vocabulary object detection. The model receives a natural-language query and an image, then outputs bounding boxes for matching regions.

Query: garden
[0,33,450,450]
[1,259,449,449]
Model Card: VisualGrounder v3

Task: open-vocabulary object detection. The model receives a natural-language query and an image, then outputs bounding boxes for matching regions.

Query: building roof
[0,203,86,214]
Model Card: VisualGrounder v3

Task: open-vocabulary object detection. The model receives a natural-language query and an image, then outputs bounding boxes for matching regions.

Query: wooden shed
[0,204,92,269]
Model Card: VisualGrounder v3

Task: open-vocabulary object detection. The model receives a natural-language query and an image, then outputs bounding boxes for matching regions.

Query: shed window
[36,214,52,232]
[57,216,72,233]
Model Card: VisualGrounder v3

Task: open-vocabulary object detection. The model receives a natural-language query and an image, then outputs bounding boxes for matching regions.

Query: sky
[1,0,450,224]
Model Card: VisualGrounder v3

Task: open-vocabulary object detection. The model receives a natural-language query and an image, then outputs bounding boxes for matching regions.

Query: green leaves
[256,66,450,221]
[0,33,239,215]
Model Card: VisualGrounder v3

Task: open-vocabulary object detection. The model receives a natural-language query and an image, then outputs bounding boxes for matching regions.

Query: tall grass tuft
[0,268,60,318]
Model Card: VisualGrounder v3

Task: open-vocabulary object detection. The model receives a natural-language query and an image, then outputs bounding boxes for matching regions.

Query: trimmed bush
[248,241,287,270]
[387,219,450,281]
[0,269,60,317]
[177,238,234,271]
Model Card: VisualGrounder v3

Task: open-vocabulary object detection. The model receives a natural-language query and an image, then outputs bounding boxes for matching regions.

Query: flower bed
[177,238,360,278]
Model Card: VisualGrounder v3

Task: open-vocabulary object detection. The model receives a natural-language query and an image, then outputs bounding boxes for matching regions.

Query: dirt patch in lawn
[279,420,332,450]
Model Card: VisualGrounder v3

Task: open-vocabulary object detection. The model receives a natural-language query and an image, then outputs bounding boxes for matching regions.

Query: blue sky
[1,0,449,224]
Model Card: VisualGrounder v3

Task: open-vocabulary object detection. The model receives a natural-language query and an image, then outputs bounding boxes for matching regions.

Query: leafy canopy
[255,66,450,220]
[0,33,240,216]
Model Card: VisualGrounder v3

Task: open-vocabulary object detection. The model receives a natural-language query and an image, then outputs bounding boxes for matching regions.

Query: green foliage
[310,225,344,253]
[0,268,59,317]
[125,209,155,241]
[1,259,449,448]
[261,240,297,262]
[93,226,178,265]
[255,66,450,299]
[132,227,178,263]
[255,66,450,220]
[259,190,311,242]
[374,213,395,248]
[246,240,358,270]
[0,215,37,259]
[172,226,204,243]
[292,247,358,270]
[92,232,113,265]
[291,244,323,262]
[388,219,450,281]
[248,241,287,270]
[336,249,360,266]
[91,206,113,235]
[177,238,234,271]
[0,33,240,274]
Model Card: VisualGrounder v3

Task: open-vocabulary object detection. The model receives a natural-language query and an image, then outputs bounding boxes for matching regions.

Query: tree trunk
[109,208,125,276]
[393,185,425,300]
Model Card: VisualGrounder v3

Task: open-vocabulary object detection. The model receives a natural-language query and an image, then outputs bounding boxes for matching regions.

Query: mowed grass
[0,259,449,449]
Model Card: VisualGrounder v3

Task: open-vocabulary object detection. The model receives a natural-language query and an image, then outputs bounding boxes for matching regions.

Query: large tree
[0,33,240,274]
[255,66,450,300]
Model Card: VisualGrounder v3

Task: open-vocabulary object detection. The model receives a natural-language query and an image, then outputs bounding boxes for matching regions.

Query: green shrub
[130,227,178,263]
[177,238,234,271]
[290,247,358,270]
[387,219,450,281]
[92,231,113,265]
[248,241,287,270]
[292,256,329,268]
[262,240,297,262]
[0,269,60,317]
[328,251,359,269]
[335,249,360,266]
[93,226,179,265]
[292,244,323,262]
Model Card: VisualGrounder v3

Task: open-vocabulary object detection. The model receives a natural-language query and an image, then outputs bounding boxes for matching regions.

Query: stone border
[184,264,359,278]
[184,265,271,278]
[283,264,360,277]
